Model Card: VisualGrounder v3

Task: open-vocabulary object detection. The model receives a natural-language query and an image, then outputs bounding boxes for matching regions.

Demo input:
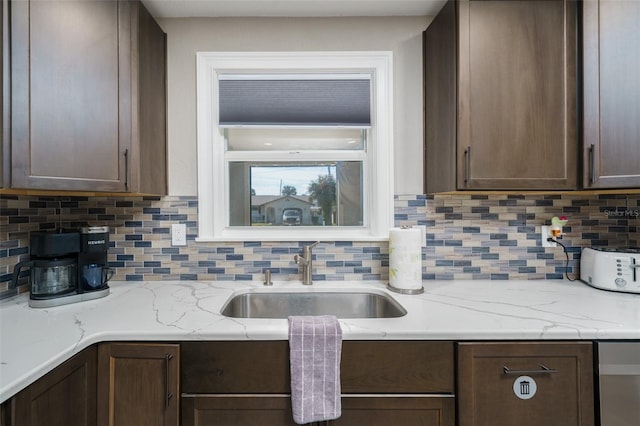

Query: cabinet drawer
[341,341,454,393]
[181,341,454,394]
[458,342,594,426]
[182,341,290,393]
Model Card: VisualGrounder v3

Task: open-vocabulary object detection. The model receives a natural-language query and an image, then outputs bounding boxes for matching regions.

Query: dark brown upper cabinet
[583,0,640,189]
[8,0,166,194]
[424,0,578,192]
[1,0,6,188]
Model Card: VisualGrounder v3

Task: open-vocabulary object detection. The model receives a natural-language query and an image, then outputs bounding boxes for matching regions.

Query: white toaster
[580,247,640,294]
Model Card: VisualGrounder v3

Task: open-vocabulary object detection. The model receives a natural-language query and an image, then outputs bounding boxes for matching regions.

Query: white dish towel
[288,315,342,425]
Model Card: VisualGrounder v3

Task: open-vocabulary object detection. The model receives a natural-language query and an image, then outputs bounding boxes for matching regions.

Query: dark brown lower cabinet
[457,342,594,426]
[8,346,97,425]
[97,342,180,426]
[1,339,600,426]
[181,341,455,426]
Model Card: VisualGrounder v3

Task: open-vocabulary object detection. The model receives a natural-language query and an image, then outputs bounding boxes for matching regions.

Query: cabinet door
[583,0,640,188]
[423,0,457,194]
[458,342,594,426]
[10,0,130,191]
[329,396,454,426]
[182,395,454,426]
[182,395,298,426]
[97,343,179,426]
[457,0,577,190]
[182,341,454,425]
[1,0,6,188]
[132,1,167,195]
[10,346,97,426]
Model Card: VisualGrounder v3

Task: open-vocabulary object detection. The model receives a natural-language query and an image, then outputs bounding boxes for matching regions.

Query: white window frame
[196,51,394,242]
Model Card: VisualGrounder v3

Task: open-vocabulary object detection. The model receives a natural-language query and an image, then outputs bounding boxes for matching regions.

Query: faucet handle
[263,269,273,286]
[301,242,320,257]
[306,241,320,251]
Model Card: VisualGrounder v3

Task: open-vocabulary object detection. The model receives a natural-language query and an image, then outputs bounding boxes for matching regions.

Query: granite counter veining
[1,279,639,403]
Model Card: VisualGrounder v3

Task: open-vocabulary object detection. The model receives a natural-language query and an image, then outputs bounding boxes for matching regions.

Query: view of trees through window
[248,165,342,226]
[230,163,362,227]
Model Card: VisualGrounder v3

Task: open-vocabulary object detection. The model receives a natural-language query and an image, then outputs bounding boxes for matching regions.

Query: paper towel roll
[388,227,423,291]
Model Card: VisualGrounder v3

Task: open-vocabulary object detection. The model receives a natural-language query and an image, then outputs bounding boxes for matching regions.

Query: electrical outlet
[171,223,187,246]
[541,226,556,247]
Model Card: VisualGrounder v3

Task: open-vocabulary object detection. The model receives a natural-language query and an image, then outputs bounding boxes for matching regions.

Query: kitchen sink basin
[220,290,407,319]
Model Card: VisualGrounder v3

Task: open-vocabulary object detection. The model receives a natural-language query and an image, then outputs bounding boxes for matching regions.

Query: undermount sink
[220,289,407,319]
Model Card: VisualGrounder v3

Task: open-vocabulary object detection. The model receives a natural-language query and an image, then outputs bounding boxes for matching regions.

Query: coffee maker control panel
[80,226,110,252]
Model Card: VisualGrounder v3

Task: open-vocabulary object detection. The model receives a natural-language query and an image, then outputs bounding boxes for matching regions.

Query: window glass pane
[228,162,363,227]
[226,128,365,151]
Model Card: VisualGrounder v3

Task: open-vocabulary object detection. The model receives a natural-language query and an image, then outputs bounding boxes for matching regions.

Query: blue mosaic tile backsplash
[1,193,638,299]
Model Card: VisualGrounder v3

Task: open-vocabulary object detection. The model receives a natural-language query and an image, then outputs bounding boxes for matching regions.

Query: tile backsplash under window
[1,193,638,299]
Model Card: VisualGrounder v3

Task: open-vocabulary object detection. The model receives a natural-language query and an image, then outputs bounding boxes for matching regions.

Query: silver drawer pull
[464,146,471,186]
[165,353,174,407]
[503,364,558,375]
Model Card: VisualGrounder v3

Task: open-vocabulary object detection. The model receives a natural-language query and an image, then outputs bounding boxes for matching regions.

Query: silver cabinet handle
[503,364,558,375]
[124,148,130,190]
[588,144,595,185]
[464,146,471,186]
[165,353,174,407]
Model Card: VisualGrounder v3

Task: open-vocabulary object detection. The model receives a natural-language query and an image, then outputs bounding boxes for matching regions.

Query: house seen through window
[227,128,365,228]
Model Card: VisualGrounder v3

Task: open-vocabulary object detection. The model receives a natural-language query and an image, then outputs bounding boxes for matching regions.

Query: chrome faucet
[294,242,320,285]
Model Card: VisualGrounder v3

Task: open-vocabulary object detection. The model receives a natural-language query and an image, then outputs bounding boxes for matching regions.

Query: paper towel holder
[388,225,424,295]
[387,283,424,295]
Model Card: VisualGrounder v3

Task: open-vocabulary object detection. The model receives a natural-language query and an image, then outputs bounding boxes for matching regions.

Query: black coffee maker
[12,227,112,308]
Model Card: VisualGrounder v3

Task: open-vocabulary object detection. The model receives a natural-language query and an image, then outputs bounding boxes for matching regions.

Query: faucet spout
[295,242,320,285]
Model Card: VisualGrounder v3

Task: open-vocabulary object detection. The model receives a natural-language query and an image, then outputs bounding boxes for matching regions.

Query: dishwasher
[597,342,640,425]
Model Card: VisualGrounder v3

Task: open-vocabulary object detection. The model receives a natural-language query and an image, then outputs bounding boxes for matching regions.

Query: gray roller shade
[218,76,371,127]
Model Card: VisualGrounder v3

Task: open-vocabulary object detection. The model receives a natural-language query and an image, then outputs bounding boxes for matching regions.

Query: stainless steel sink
[220,290,407,319]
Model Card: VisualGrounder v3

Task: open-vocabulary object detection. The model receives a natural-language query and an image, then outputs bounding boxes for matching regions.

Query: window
[196,52,393,241]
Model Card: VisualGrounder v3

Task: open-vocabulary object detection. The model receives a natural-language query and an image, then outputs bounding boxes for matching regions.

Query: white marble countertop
[1,279,639,403]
